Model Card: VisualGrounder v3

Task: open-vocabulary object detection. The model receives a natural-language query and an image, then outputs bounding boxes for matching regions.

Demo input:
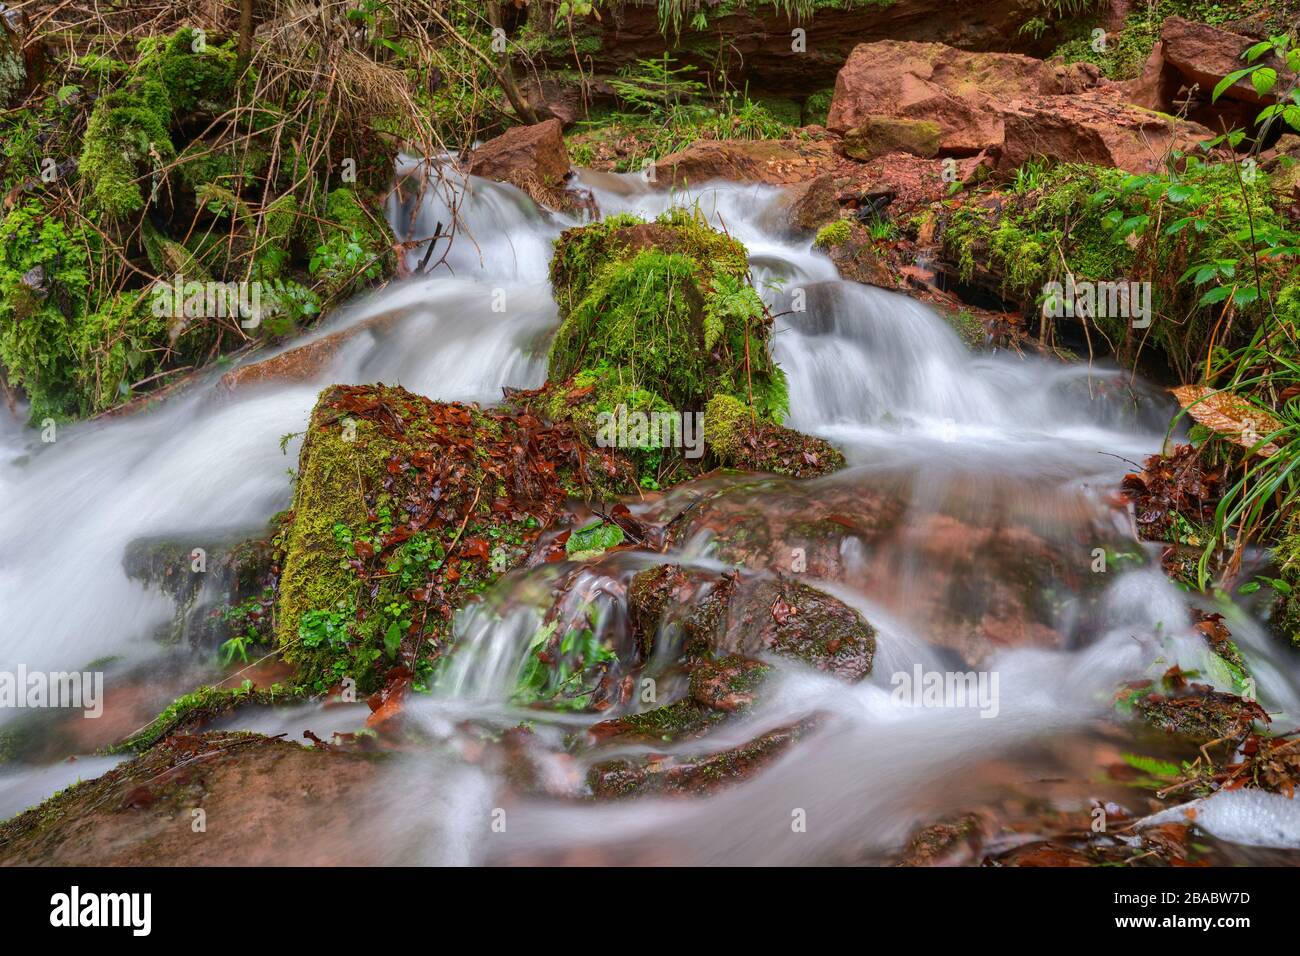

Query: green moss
[277,385,595,693]
[73,291,171,413]
[1050,0,1266,80]
[598,699,726,743]
[176,140,269,194]
[842,116,941,161]
[0,201,92,420]
[941,159,1282,375]
[78,78,175,220]
[813,218,851,249]
[548,209,783,417]
[107,683,299,754]
[275,405,400,687]
[142,27,239,115]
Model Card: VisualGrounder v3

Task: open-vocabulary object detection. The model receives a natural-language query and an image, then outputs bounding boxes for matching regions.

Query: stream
[2,167,1299,864]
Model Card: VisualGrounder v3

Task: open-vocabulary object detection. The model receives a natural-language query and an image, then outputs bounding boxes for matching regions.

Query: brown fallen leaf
[1172,385,1283,457]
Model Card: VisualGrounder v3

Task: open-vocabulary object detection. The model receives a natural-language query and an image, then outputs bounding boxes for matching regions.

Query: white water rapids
[1,167,1298,862]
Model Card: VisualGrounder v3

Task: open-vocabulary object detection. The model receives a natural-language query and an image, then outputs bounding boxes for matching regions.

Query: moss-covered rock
[534,209,844,485]
[275,383,624,692]
[704,393,846,478]
[548,209,785,417]
[938,159,1282,379]
[842,116,942,161]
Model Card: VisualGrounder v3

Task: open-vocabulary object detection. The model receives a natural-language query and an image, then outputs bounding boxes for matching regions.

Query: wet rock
[588,697,728,745]
[663,475,904,579]
[1131,685,1269,744]
[996,92,1215,176]
[626,563,694,659]
[717,576,875,681]
[587,722,806,799]
[650,137,836,188]
[0,732,383,865]
[627,562,876,681]
[812,219,895,288]
[216,317,390,393]
[827,41,1099,149]
[842,116,942,162]
[894,813,985,866]
[122,529,276,647]
[689,655,770,712]
[468,118,578,212]
[778,171,840,236]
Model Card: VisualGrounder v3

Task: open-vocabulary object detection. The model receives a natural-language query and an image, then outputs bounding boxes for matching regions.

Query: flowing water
[2,166,1298,863]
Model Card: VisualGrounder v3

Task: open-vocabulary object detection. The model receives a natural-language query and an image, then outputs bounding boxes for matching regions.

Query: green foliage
[610,54,707,116]
[1051,0,1274,80]
[803,88,834,127]
[513,610,617,710]
[78,79,174,219]
[814,219,852,249]
[1212,32,1300,134]
[0,202,91,420]
[218,590,275,665]
[566,520,625,558]
[944,156,1284,379]
[548,208,786,418]
[574,55,795,173]
[308,189,391,298]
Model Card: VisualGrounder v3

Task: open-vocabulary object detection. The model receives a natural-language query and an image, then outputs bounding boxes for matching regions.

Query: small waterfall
[2,164,1296,863]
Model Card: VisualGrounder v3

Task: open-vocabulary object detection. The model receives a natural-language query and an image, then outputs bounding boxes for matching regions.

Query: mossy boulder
[842,116,942,161]
[705,393,846,478]
[274,383,625,692]
[813,219,894,288]
[539,209,845,484]
[548,209,786,418]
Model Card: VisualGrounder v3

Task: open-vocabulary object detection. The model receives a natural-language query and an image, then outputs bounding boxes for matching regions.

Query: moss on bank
[0,24,401,423]
[940,159,1283,379]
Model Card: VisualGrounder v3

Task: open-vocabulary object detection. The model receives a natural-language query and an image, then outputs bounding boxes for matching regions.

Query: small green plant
[565,520,624,559]
[299,603,353,650]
